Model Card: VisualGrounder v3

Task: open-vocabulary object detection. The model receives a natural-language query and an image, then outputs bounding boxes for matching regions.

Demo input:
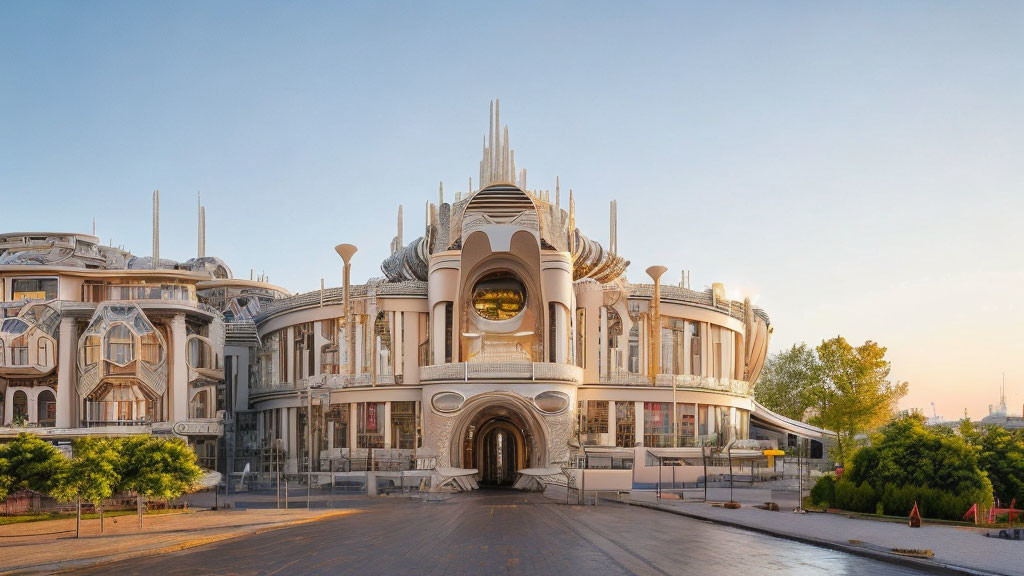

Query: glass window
[11,278,57,301]
[11,339,28,365]
[325,404,349,449]
[678,404,696,446]
[471,272,526,321]
[104,324,134,365]
[13,390,28,420]
[80,335,101,367]
[357,402,385,449]
[690,322,702,375]
[141,332,163,366]
[644,402,673,448]
[580,400,609,435]
[661,318,686,375]
[615,401,635,448]
[1,319,29,334]
[390,401,417,449]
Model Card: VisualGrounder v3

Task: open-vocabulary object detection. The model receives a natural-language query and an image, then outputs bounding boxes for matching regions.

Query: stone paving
[628,491,1022,576]
[0,506,354,575]
[69,491,932,576]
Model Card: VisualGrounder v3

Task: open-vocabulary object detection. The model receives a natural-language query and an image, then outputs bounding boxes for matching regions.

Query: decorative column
[335,244,358,377]
[169,314,188,423]
[645,266,668,384]
[56,316,76,428]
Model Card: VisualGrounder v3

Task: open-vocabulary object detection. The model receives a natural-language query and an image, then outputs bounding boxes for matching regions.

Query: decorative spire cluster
[478,99,525,189]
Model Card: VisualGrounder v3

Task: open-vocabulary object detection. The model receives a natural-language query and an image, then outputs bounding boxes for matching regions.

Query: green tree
[116,436,202,527]
[754,343,818,420]
[869,414,986,495]
[2,432,65,495]
[52,437,121,536]
[976,426,1024,506]
[0,442,13,502]
[807,337,908,464]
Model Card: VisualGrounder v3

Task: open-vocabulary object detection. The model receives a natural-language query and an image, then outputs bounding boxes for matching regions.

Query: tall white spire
[152,190,160,268]
[197,192,204,258]
[397,204,404,249]
[478,99,523,188]
[609,199,618,255]
[199,206,206,258]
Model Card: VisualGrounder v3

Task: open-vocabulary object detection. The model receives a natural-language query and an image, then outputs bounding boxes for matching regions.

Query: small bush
[833,479,878,513]
[810,475,835,507]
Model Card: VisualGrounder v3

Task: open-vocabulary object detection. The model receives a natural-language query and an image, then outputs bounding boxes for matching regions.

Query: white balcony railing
[419,362,583,384]
[598,371,754,395]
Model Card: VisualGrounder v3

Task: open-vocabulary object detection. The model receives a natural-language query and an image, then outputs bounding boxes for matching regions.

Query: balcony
[419,362,583,384]
[597,371,754,395]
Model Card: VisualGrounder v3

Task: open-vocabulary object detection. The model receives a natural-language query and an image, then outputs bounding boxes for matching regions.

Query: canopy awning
[751,401,836,440]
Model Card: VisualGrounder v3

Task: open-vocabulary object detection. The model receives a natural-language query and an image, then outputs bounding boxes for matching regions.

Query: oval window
[534,391,570,414]
[472,272,526,321]
[431,391,465,413]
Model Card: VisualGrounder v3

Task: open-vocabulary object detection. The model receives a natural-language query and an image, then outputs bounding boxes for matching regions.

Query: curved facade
[2,103,788,486]
[246,102,774,485]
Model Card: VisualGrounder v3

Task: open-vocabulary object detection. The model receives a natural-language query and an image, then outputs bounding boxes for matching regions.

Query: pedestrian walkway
[0,506,359,575]
[626,491,1021,576]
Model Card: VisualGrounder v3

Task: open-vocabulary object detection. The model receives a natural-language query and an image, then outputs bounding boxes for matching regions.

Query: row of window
[264,401,420,452]
[579,400,750,448]
[1,389,56,426]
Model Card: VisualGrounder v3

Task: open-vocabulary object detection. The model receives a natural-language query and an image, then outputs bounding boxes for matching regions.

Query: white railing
[598,371,754,395]
[419,362,583,383]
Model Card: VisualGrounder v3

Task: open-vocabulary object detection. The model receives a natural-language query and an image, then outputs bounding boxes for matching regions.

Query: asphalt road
[72,491,929,575]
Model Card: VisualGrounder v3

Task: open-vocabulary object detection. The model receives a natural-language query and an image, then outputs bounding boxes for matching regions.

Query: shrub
[833,478,878,513]
[810,475,835,507]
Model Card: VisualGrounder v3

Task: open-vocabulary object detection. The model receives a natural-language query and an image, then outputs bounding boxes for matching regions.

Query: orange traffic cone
[909,502,922,528]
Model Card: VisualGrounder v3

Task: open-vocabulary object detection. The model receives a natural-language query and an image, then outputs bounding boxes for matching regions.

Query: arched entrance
[448,392,548,487]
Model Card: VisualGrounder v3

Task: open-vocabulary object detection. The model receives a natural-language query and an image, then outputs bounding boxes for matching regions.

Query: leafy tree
[2,432,65,495]
[976,426,1024,506]
[754,343,818,420]
[806,337,908,464]
[116,436,202,527]
[0,442,12,502]
[869,414,985,495]
[51,437,121,535]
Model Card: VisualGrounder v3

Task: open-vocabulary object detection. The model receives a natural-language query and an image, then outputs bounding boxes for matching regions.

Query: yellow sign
[13,291,48,301]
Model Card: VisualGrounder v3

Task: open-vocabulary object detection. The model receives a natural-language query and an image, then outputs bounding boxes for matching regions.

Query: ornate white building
[1,102,826,486]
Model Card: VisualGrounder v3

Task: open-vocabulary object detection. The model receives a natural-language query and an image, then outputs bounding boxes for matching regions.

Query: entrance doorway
[451,393,547,488]
[478,420,521,486]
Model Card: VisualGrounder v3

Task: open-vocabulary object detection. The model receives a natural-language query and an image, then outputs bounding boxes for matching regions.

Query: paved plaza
[66,491,934,576]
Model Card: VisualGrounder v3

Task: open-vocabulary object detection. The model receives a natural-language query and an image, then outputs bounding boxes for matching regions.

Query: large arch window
[12,390,28,421]
[105,324,134,365]
[37,390,56,426]
[190,389,210,419]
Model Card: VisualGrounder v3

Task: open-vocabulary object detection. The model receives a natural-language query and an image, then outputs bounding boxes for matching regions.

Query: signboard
[172,420,224,437]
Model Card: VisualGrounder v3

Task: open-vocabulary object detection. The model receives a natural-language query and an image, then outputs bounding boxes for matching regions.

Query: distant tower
[152,190,160,268]
[197,192,206,258]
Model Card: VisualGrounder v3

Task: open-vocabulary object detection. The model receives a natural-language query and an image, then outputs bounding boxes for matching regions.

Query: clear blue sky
[2,2,1021,419]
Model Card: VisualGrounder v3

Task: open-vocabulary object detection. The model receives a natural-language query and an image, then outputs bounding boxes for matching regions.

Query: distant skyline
[1,2,1021,420]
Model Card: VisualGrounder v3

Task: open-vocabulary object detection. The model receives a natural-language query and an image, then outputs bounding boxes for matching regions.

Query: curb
[621,499,1006,576]
[0,510,354,576]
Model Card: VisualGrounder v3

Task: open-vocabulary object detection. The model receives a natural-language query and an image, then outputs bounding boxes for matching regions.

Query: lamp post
[335,244,358,378]
[646,265,670,447]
